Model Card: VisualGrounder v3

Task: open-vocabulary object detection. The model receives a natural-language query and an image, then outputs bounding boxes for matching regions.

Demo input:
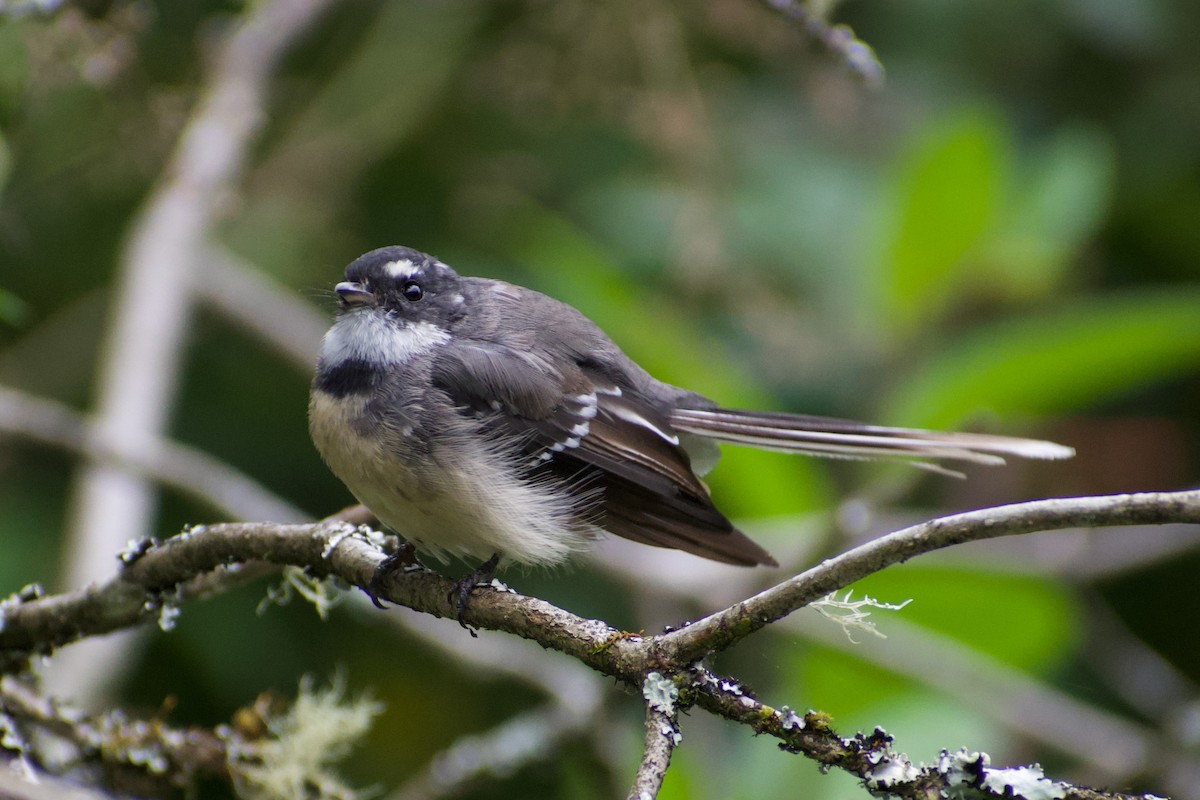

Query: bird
[308,245,1072,607]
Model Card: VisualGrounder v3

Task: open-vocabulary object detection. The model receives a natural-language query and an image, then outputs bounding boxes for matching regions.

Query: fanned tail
[669,408,1073,477]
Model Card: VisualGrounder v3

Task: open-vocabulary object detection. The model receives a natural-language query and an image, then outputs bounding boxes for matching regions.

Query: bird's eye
[402,281,424,301]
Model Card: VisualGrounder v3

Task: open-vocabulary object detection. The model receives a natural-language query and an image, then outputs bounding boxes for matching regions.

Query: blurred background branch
[0,385,306,521]
[48,0,335,704]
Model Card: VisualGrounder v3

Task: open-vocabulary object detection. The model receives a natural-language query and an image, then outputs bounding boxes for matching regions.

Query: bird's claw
[364,541,420,609]
[448,553,500,637]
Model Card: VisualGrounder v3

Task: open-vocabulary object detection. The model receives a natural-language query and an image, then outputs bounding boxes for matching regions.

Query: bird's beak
[335,281,375,307]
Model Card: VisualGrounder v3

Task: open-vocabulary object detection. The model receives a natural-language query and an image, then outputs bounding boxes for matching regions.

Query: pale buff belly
[309,390,595,566]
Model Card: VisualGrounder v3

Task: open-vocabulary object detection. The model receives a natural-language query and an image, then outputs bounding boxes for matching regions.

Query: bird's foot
[449,553,501,637]
[364,541,421,609]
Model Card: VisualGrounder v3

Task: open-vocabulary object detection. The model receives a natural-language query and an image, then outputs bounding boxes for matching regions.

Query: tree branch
[627,694,679,800]
[195,246,328,371]
[388,704,596,800]
[4,491,1198,798]
[685,667,1149,800]
[759,0,884,86]
[8,492,1200,674]
[657,490,1200,664]
[0,385,307,523]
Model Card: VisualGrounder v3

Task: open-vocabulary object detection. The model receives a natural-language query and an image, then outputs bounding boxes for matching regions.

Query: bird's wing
[431,343,777,566]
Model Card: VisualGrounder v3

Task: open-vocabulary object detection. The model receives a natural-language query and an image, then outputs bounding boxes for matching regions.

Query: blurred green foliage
[2,0,1200,797]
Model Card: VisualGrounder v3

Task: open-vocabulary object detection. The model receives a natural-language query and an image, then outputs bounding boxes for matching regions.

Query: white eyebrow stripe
[384,258,422,279]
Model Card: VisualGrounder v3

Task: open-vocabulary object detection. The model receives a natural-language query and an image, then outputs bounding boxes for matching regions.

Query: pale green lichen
[257,567,344,620]
[642,672,678,715]
[811,590,911,642]
[229,676,382,800]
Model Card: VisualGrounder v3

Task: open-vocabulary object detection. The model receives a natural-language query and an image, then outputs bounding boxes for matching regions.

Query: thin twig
[626,701,679,800]
[684,669,1149,800]
[0,674,229,784]
[388,704,593,800]
[195,246,329,372]
[597,519,1178,786]
[760,0,884,86]
[791,613,1157,781]
[657,491,1200,664]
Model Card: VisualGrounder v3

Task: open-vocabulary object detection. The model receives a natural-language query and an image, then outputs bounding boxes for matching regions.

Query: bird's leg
[449,552,501,636]
[364,541,421,609]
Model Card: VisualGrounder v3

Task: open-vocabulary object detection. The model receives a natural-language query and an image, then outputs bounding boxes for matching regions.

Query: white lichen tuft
[323,523,392,560]
[938,748,986,787]
[258,567,344,620]
[230,676,382,800]
[118,537,158,565]
[811,590,912,642]
[936,748,1067,800]
[320,524,360,559]
[642,672,678,715]
[487,578,514,593]
[981,765,1067,800]
[778,706,805,731]
[866,754,920,789]
[659,722,683,746]
[157,602,181,631]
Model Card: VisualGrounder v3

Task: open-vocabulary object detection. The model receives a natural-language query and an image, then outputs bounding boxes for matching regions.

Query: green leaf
[791,642,911,718]
[980,125,1116,300]
[852,564,1079,670]
[879,111,1009,333]
[884,289,1200,428]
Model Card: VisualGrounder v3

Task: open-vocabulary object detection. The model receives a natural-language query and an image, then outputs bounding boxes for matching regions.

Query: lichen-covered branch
[0,522,636,678]
[684,668,1149,800]
[5,490,1198,798]
[1,673,229,791]
[0,673,377,800]
[657,490,1200,665]
[628,675,681,800]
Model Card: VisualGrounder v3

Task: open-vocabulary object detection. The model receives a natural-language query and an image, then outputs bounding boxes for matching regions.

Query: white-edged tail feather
[669,408,1073,475]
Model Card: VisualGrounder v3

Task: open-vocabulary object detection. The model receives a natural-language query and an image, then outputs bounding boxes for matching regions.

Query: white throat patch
[320,309,449,367]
